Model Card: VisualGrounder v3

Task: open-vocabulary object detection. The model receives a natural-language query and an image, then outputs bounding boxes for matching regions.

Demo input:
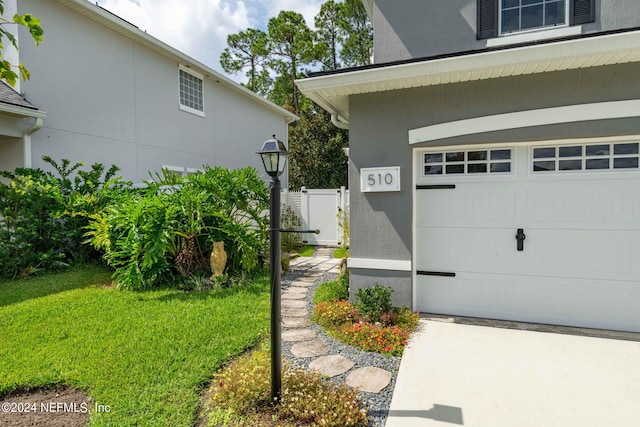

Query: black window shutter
[570,0,596,25]
[477,0,498,39]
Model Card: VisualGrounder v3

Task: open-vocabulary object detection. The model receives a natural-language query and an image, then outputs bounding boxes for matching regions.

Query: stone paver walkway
[283,247,392,395]
[287,246,343,274]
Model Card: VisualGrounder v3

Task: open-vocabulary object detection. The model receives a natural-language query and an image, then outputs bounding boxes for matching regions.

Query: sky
[95,0,326,82]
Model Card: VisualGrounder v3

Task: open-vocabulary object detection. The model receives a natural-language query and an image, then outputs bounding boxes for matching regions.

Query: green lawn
[333,247,349,259]
[298,245,315,257]
[0,265,270,426]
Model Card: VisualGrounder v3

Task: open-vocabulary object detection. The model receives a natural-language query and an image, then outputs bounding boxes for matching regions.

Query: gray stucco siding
[586,0,640,33]
[374,0,478,63]
[350,269,412,308]
[348,62,640,306]
[373,0,640,63]
[348,96,413,262]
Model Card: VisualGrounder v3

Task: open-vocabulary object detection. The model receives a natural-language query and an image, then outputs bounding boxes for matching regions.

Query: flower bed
[312,283,420,356]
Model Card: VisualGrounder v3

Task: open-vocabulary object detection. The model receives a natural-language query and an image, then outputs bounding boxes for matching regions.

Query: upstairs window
[501,0,566,34]
[478,0,595,39]
[179,66,204,116]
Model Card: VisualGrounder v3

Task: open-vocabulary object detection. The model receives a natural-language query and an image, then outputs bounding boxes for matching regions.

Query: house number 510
[360,166,401,192]
[368,173,394,186]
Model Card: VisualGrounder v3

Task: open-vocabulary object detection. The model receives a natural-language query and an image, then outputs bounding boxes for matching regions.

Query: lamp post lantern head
[258,135,289,178]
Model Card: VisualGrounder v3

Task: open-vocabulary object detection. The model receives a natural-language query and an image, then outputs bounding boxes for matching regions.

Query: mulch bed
[0,387,90,427]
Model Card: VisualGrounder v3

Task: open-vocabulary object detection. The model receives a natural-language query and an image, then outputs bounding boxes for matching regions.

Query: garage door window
[533,142,640,172]
[424,148,512,175]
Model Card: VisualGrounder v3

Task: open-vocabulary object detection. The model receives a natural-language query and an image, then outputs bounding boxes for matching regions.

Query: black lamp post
[257,135,288,404]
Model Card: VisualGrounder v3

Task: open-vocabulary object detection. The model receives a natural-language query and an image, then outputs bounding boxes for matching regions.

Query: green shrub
[313,274,349,304]
[280,367,368,426]
[169,166,268,275]
[355,283,392,324]
[210,348,271,415]
[393,306,422,327]
[209,344,368,427]
[85,192,177,289]
[86,166,269,289]
[0,157,126,279]
[312,300,358,328]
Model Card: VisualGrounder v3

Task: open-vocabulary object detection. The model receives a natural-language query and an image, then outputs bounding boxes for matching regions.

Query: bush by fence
[86,166,269,290]
[1,158,269,288]
[0,157,127,279]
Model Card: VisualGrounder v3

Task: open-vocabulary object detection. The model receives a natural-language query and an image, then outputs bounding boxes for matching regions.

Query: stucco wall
[0,137,23,175]
[349,269,412,309]
[348,62,640,306]
[16,0,289,183]
[373,0,640,63]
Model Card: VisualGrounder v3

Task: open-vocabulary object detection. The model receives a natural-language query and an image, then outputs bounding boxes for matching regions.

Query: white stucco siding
[19,0,137,142]
[208,83,291,177]
[0,137,24,174]
[16,0,292,182]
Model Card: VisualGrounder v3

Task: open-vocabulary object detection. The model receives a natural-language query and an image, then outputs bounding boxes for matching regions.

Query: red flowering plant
[335,322,413,356]
[312,282,420,356]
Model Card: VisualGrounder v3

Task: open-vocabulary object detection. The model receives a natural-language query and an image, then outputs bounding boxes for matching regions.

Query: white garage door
[414,142,640,332]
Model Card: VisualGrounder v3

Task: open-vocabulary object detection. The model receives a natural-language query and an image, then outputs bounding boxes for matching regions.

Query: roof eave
[0,102,47,119]
[296,29,640,126]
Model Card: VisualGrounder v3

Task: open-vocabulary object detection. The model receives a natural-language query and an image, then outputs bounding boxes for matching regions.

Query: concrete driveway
[386,319,640,427]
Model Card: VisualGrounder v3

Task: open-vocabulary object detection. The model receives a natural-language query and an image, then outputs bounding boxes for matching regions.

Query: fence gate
[283,187,348,246]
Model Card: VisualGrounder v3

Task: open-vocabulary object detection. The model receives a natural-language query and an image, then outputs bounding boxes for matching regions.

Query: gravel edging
[281,271,400,427]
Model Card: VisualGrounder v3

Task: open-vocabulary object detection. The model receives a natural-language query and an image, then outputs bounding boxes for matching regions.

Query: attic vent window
[179,66,204,116]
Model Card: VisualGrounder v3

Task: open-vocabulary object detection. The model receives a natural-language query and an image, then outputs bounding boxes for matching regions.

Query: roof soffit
[296,30,640,123]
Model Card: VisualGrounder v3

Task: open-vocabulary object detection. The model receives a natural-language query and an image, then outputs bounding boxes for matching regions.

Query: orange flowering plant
[312,300,359,328]
[335,321,414,356]
[312,299,419,356]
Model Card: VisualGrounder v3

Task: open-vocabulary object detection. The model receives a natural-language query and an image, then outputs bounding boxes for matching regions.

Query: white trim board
[409,100,640,144]
[488,25,581,48]
[348,258,412,272]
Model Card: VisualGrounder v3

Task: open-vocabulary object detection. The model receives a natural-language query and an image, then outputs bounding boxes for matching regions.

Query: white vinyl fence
[282,187,349,246]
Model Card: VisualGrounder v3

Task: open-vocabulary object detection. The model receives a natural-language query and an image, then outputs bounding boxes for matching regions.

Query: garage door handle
[516,228,526,251]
